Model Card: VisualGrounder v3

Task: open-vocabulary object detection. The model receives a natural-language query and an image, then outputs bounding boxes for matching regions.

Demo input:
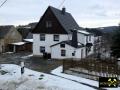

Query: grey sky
[0,0,120,28]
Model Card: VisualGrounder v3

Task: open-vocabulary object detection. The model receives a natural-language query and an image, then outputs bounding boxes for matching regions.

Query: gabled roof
[32,6,82,34]
[50,6,81,33]
[0,25,14,38]
[51,40,84,48]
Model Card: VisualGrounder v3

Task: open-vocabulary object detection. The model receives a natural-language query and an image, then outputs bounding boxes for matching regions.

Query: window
[40,34,45,41]
[60,43,65,48]
[40,46,45,53]
[72,53,75,56]
[61,50,66,56]
[54,35,59,41]
[46,21,52,28]
[72,51,76,56]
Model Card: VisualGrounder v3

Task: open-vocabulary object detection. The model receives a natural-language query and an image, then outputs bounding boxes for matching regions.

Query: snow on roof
[24,39,33,43]
[78,30,91,35]
[78,42,82,46]
[11,42,26,45]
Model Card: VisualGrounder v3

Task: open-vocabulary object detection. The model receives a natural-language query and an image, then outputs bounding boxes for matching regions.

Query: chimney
[71,30,78,48]
[62,7,66,15]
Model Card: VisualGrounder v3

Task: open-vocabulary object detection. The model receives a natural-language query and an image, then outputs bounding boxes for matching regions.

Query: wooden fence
[63,59,119,80]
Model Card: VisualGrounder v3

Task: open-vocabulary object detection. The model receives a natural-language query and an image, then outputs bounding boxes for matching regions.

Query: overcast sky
[0,0,120,28]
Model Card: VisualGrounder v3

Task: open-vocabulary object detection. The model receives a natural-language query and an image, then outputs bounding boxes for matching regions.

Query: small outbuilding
[9,41,32,52]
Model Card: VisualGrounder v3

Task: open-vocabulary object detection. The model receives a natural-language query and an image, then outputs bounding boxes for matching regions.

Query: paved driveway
[0,52,62,73]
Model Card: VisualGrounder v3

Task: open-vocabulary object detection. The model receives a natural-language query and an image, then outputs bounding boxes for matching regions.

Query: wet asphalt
[0,52,62,74]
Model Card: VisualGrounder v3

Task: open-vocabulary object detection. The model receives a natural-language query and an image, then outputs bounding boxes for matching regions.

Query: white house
[32,6,94,59]
[50,29,94,59]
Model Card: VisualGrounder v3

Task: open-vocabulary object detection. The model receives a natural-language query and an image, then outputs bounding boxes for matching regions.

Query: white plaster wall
[51,44,75,59]
[33,34,70,56]
[77,33,94,45]
[75,47,86,59]
[51,44,87,60]
[87,35,94,44]
[77,33,86,44]
[77,33,94,56]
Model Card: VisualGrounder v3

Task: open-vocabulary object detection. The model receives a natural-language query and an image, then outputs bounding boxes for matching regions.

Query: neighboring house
[9,32,33,52]
[32,6,94,59]
[86,28,103,55]
[51,30,94,59]
[13,25,34,52]
[0,25,22,53]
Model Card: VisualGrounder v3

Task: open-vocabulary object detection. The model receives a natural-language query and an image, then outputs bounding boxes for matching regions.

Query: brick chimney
[71,29,78,48]
[62,7,66,15]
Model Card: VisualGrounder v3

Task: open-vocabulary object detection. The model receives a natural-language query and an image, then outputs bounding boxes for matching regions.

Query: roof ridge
[49,6,70,14]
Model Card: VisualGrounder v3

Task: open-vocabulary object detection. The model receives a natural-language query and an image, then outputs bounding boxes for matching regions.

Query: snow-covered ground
[51,66,120,90]
[0,64,96,90]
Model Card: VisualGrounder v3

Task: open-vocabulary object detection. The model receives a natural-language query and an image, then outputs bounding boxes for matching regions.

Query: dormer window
[46,21,52,28]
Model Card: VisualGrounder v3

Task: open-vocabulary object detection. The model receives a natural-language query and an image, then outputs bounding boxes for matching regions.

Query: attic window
[46,21,52,28]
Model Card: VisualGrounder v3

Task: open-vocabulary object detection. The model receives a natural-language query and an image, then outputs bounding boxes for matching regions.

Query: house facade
[32,6,80,57]
[32,6,94,59]
[33,34,70,56]
[85,28,103,56]
[0,25,22,53]
[50,30,94,59]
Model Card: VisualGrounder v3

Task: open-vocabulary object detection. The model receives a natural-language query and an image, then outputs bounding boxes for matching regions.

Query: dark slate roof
[51,40,84,48]
[32,6,82,34]
[0,25,14,38]
[50,6,81,33]
[26,32,33,39]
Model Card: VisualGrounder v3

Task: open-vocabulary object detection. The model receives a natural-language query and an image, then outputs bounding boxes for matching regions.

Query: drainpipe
[13,45,16,52]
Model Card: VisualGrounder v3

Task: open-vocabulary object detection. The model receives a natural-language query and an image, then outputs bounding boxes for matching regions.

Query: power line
[58,0,66,8]
[0,0,8,8]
